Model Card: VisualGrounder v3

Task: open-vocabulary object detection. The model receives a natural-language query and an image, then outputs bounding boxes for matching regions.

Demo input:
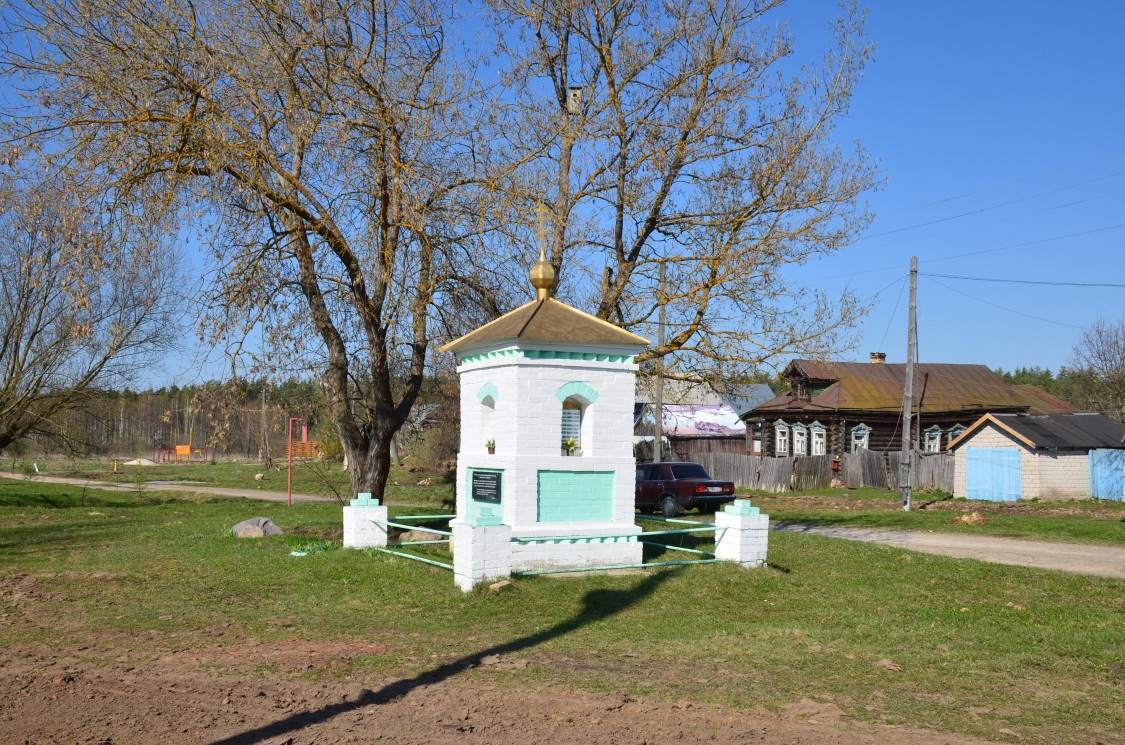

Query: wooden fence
[842,450,888,489]
[887,451,954,493]
[676,449,953,494]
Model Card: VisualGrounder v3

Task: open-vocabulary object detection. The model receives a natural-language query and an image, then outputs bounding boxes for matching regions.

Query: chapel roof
[440,297,649,354]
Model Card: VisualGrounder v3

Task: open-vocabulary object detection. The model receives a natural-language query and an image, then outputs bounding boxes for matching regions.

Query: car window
[635,467,644,483]
[644,465,662,480]
[670,463,709,479]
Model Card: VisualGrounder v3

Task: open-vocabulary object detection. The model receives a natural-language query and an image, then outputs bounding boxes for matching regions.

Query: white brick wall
[1032,451,1090,500]
[454,341,644,570]
[953,424,1091,500]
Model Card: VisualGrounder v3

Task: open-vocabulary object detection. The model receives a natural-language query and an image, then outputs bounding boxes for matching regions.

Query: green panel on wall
[536,470,614,522]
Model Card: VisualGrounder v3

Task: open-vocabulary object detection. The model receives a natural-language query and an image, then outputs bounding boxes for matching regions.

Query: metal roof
[950,412,1125,450]
[722,384,777,417]
[440,297,649,354]
[753,360,1027,415]
[1011,385,1079,415]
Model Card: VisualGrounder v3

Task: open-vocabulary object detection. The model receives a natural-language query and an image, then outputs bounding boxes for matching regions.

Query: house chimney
[870,352,887,364]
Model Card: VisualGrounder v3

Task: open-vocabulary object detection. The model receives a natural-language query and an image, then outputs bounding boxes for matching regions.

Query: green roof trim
[459,349,633,366]
[555,381,600,404]
[476,382,499,404]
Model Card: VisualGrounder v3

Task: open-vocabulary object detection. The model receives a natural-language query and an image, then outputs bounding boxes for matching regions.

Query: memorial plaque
[471,470,502,503]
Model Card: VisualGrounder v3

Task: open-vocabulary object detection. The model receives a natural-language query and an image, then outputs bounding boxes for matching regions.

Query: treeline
[7,377,460,461]
[9,380,333,460]
[995,366,1125,424]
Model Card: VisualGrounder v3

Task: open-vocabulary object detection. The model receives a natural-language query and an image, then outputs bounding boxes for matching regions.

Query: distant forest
[994,366,1122,424]
[6,378,457,462]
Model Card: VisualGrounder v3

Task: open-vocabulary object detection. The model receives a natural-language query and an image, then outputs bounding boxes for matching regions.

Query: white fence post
[714,499,769,568]
[342,492,389,549]
[451,507,512,592]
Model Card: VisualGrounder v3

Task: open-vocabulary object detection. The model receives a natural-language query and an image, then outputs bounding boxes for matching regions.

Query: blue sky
[789,1,1125,372]
[65,1,1125,386]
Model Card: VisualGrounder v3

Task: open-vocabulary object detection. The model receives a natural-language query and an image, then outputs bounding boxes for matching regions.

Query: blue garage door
[1089,449,1125,501]
[965,448,1022,502]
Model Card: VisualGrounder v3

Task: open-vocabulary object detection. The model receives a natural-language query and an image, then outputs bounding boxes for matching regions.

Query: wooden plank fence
[887,451,954,493]
[793,455,833,491]
[842,449,888,489]
[647,448,953,494]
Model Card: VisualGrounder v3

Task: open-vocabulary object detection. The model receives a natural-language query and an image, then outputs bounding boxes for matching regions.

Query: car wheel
[660,496,680,518]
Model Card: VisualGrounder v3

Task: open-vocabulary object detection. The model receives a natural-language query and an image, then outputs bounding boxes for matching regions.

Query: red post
[287,417,304,508]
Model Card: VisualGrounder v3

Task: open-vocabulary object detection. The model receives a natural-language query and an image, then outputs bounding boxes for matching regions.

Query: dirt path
[1,471,334,503]
[773,523,1125,578]
[0,637,995,745]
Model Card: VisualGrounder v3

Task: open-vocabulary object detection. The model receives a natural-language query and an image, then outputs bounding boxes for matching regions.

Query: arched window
[477,383,498,453]
[561,397,583,452]
[809,421,827,456]
[792,423,808,457]
[480,395,496,452]
[556,382,598,456]
[851,423,870,453]
[775,420,790,456]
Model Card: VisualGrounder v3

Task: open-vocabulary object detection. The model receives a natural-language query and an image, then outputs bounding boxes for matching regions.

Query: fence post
[714,499,770,568]
[451,507,512,592]
[343,492,389,549]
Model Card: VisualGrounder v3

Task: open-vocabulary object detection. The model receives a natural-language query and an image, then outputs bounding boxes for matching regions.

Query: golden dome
[530,246,556,301]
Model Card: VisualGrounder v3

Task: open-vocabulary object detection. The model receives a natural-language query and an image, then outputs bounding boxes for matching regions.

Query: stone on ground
[232,517,284,538]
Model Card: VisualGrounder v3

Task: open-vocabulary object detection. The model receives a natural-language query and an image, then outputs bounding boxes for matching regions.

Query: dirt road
[773,523,1125,578]
[0,632,994,745]
[2,471,334,503]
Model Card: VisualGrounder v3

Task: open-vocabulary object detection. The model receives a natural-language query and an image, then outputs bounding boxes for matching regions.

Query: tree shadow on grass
[207,568,681,745]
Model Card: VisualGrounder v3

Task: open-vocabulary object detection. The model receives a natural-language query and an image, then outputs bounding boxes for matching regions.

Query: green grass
[6,457,454,508]
[1,478,1122,744]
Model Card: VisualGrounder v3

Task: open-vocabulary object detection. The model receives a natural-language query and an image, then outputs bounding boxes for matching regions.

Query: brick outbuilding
[948,413,1125,501]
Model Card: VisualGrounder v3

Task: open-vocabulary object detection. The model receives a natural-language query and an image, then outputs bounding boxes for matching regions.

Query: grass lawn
[738,487,1125,546]
[0,478,1122,744]
[5,456,454,508]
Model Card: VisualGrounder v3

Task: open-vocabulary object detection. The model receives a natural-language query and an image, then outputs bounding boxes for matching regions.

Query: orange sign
[175,445,191,456]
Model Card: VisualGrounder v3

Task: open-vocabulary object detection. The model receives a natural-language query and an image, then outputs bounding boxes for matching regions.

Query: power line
[925,276,1084,329]
[806,222,1125,282]
[931,222,1125,262]
[855,170,1125,242]
[854,186,1125,252]
[878,150,1125,218]
[878,275,907,351]
[921,273,1125,289]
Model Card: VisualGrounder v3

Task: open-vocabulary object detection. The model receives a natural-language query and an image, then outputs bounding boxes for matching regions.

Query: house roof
[635,378,724,406]
[751,360,1027,416]
[1011,385,1079,415]
[723,384,777,418]
[948,412,1125,451]
[440,297,649,354]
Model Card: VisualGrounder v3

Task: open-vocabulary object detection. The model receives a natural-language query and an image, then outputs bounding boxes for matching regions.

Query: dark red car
[635,462,736,517]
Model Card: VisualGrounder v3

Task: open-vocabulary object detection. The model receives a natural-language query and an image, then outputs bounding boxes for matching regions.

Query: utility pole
[653,261,666,463]
[900,256,918,511]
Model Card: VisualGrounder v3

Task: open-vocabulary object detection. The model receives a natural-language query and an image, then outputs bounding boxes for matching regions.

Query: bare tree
[488,0,877,380]
[1068,317,1125,425]
[0,0,521,497]
[2,0,878,500]
[0,179,179,452]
